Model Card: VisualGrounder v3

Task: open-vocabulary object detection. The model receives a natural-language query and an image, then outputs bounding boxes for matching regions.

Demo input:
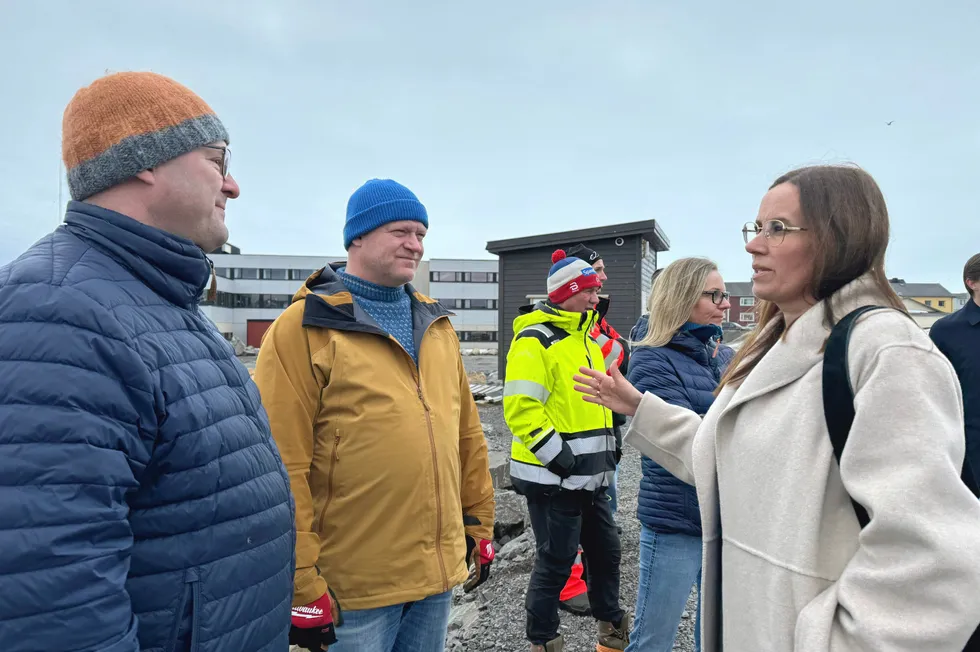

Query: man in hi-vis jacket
[505,249,631,652]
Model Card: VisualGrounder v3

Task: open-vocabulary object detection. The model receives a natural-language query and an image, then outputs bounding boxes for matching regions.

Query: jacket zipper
[417,378,449,591]
[316,432,342,534]
[583,312,611,429]
[391,315,451,592]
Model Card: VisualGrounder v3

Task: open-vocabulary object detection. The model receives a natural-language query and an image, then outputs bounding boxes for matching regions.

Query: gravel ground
[464,405,698,652]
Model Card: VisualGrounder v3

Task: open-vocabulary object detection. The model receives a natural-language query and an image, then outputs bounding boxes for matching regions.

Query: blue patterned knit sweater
[339,269,416,363]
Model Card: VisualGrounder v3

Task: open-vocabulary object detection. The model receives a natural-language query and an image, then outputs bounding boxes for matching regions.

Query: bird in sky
[886,120,894,125]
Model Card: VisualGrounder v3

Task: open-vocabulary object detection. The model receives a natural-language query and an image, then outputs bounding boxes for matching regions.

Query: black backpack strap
[822,305,886,528]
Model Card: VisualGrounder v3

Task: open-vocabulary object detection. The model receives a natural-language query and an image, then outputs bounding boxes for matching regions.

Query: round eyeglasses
[202,145,231,177]
[702,290,730,305]
[742,219,807,246]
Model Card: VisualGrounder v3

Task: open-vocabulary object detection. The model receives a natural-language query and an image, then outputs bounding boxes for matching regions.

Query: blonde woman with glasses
[624,258,734,652]
[574,165,980,651]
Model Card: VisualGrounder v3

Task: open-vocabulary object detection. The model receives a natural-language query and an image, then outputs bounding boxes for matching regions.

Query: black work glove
[544,439,576,479]
[464,534,495,592]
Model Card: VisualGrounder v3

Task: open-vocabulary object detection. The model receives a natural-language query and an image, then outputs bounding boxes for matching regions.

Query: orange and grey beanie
[62,71,229,201]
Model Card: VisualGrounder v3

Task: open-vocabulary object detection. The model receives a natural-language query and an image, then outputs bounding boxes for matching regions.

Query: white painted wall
[201,254,494,347]
[429,282,497,300]
[430,259,498,272]
[209,253,337,270]
[430,258,499,348]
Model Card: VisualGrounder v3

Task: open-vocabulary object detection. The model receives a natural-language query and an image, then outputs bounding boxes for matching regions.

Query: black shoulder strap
[824,306,980,530]
[822,305,882,528]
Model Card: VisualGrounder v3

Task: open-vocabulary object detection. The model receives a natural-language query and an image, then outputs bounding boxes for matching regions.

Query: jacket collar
[597,296,611,321]
[63,200,210,309]
[965,297,980,326]
[302,263,452,352]
[722,273,895,414]
[515,300,597,333]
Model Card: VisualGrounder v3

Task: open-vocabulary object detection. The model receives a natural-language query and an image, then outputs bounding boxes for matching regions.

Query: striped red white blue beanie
[547,249,602,304]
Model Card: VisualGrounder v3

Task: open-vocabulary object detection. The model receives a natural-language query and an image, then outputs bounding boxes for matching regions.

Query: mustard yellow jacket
[253,266,494,611]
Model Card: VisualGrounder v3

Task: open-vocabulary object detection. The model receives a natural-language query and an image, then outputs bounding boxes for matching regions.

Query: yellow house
[889,279,955,314]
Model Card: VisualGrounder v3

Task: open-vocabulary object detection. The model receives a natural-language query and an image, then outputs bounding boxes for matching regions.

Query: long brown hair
[718,164,905,391]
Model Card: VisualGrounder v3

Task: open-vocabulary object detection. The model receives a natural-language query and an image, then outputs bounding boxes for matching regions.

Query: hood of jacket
[514,300,598,336]
[296,262,452,356]
[62,200,211,308]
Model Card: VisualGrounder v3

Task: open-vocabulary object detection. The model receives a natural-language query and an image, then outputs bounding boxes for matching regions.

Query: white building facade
[201,249,342,346]
[199,247,497,349]
[427,259,499,349]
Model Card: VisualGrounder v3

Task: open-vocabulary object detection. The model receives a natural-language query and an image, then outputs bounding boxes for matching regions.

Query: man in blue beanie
[254,179,496,652]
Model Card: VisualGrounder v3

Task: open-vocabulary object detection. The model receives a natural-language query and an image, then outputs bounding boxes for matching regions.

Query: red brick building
[725,281,756,326]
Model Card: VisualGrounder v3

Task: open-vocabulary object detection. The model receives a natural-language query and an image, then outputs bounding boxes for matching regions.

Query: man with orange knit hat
[0,72,294,652]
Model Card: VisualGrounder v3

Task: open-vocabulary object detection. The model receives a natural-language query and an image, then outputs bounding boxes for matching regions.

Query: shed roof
[486,219,669,255]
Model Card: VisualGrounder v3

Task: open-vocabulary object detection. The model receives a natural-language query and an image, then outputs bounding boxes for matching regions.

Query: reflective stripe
[563,427,613,440]
[603,340,623,369]
[504,379,550,404]
[509,460,613,490]
[563,470,616,491]
[523,324,555,339]
[531,432,563,465]
[568,434,617,456]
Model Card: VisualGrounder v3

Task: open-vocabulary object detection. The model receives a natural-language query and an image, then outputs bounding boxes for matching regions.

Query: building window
[214,267,233,278]
[925,299,933,307]
[443,299,496,309]
[456,331,498,342]
[739,312,755,323]
[431,271,497,283]
[290,269,316,281]
[939,300,946,307]
[261,269,288,280]
[239,268,259,280]
[740,297,755,306]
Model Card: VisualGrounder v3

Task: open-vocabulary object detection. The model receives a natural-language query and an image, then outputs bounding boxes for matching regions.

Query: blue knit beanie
[344,179,429,249]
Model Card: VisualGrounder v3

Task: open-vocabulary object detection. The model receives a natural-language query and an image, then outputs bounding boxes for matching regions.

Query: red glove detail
[291,592,334,629]
[478,539,495,564]
[464,536,495,592]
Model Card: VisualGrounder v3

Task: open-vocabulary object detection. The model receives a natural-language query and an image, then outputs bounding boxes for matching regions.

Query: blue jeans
[625,525,702,652]
[329,590,453,652]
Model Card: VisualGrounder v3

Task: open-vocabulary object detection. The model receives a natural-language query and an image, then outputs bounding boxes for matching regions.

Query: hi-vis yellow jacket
[504,302,617,494]
[253,265,494,611]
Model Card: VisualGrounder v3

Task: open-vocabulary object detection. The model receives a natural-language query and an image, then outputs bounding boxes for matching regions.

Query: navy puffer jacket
[628,315,734,536]
[0,202,295,652]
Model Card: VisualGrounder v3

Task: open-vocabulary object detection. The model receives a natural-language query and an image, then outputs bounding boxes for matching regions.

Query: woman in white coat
[574,164,980,651]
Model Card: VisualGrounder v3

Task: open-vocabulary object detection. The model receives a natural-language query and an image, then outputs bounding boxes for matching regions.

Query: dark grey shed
[486,219,670,375]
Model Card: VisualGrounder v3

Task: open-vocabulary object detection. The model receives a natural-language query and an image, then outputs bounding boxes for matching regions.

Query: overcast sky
[2,1,978,291]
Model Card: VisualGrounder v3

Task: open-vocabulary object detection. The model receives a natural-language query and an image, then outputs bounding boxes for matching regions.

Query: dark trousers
[525,489,624,644]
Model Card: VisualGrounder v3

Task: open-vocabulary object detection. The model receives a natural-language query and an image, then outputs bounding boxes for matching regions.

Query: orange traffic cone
[558,547,590,616]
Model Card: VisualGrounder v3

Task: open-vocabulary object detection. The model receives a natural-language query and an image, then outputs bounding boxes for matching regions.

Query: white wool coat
[624,275,980,651]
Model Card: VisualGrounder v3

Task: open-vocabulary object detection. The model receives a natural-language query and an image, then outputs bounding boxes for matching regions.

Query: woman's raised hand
[573,363,643,417]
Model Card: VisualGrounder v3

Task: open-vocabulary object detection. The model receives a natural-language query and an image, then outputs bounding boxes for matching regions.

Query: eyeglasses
[702,290,730,305]
[203,145,231,177]
[742,219,807,246]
